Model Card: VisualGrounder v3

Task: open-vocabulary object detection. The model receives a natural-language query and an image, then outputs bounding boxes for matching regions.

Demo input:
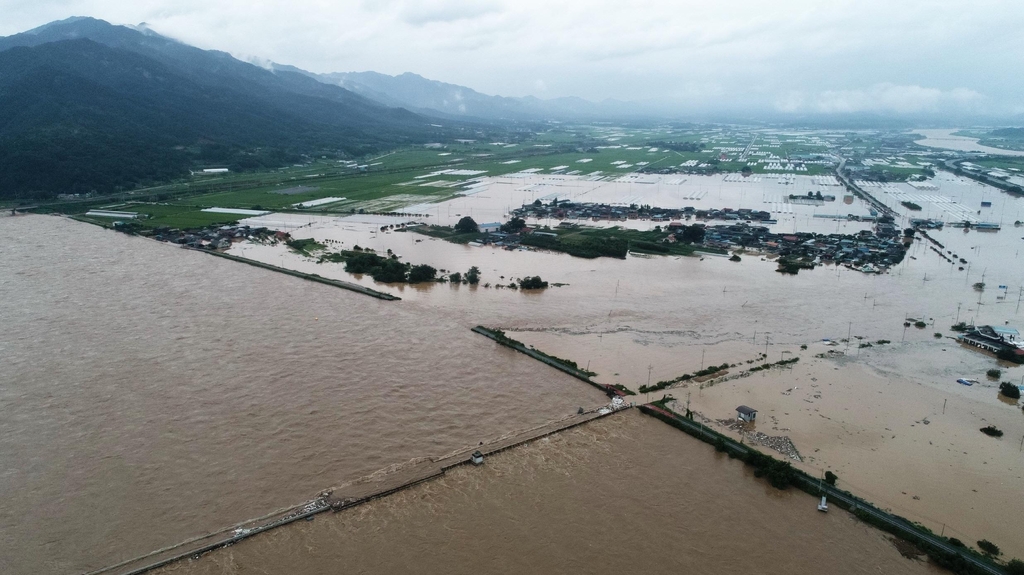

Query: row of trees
[449,266,481,285]
[344,252,436,284]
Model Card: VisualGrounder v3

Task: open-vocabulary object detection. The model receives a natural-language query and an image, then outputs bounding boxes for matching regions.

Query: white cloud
[0,0,1021,117]
[778,84,986,115]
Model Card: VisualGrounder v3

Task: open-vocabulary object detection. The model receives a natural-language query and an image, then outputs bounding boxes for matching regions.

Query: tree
[679,224,705,243]
[977,540,1000,556]
[465,266,481,285]
[454,216,478,233]
[980,425,1003,437]
[824,471,838,486]
[1005,559,1024,575]
[407,264,437,283]
[501,217,526,233]
[999,382,1021,399]
[518,276,548,289]
[370,259,408,283]
[449,271,462,283]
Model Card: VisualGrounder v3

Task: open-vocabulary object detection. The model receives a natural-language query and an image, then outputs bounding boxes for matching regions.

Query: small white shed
[736,405,757,422]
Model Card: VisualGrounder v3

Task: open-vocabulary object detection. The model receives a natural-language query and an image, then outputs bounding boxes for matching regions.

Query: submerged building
[958,325,1024,357]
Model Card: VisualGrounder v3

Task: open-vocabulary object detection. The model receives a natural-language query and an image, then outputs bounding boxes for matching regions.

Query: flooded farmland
[2,168,1023,573]
[232,171,1024,556]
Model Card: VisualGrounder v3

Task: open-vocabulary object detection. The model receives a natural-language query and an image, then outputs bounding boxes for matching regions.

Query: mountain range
[0,17,482,199]
[291,68,640,122]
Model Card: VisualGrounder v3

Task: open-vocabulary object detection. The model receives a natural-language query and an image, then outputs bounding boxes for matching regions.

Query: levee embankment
[193,248,400,300]
[639,403,1008,575]
[472,326,632,397]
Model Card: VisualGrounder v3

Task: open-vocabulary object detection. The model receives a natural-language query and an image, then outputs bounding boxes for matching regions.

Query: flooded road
[153,411,942,575]
[0,214,602,575]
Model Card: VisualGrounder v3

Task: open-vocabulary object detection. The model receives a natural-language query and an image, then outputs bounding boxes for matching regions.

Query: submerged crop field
[37,125,900,228]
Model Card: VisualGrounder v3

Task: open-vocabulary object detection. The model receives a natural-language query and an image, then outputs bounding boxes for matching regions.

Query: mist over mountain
[301,69,644,122]
[0,18,462,199]
[2,15,1020,200]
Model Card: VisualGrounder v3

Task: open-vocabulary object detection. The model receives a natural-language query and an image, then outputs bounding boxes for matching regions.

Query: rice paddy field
[53,125,947,229]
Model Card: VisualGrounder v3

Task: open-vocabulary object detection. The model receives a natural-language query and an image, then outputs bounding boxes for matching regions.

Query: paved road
[834,158,897,218]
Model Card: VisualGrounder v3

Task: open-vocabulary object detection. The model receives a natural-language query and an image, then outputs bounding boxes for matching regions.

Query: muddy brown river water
[3,168,1023,573]
[152,411,943,575]
[0,215,601,575]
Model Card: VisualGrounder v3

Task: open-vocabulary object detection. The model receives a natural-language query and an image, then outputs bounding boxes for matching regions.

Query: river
[152,411,943,575]
[3,165,1023,573]
[914,129,1024,157]
[0,214,601,575]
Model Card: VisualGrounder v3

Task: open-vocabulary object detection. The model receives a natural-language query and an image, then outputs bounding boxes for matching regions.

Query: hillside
[990,127,1024,139]
[0,18,456,200]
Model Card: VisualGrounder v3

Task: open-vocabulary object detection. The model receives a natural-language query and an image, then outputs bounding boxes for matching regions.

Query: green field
[35,124,877,229]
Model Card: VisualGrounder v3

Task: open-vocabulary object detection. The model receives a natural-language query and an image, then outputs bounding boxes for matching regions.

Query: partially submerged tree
[977,540,1001,556]
[454,216,479,234]
[407,264,437,283]
[501,217,527,233]
[999,382,1021,399]
[518,276,548,290]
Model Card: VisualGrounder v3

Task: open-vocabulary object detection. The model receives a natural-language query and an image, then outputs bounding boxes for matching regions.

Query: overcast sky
[3,0,1023,117]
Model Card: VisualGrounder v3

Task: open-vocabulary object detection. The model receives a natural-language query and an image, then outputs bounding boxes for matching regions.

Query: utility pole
[701,348,706,371]
[955,302,962,325]
[943,399,946,414]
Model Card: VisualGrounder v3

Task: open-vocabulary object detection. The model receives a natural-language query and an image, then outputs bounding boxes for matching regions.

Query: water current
[0,214,601,575]
[153,411,943,575]
[3,167,1024,572]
